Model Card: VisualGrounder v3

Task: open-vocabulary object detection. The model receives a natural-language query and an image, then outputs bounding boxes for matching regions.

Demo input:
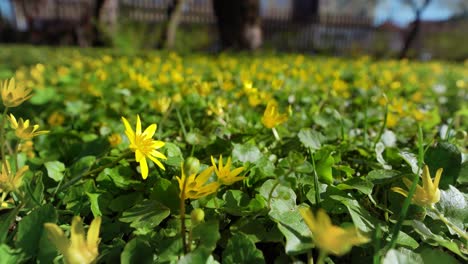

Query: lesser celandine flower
[107,133,122,147]
[122,115,167,179]
[299,208,369,256]
[176,164,219,200]
[8,114,49,140]
[211,155,245,185]
[262,100,288,129]
[48,111,65,126]
[44,216,101,264]
[0,160,29,193]
[1,77,33,107]
[392,165,443,207]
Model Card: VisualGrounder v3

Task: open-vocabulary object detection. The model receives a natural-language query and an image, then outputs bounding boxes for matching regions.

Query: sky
[374,0,456,26]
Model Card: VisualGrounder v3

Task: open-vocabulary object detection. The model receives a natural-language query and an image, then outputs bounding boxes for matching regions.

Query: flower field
[0,46,467,263]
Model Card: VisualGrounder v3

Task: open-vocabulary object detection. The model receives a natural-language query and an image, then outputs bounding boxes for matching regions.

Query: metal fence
[2,0,383,54]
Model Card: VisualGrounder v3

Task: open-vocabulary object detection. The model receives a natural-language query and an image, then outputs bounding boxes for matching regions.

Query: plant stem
[57,150,132,193]
[386,125,424,251]
[307,251,314,264]
[431,208,468,241]
[272,127,280,141]
[317,250,327,264]
[373,95,388,149]
[267,180,280,209]
[180,175,188,254]
[175,107,188,139]
[310,150,321,206]
[0,107,9,168]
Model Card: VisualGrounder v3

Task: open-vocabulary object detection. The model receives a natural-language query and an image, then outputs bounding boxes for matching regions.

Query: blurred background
[0,0,467,60]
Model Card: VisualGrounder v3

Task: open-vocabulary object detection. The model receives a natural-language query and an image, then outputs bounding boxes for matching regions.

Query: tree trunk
[212,0,262,50]
[399,0,431,59]
[292,0,319,24]
[92,0,107,46]
[157,0,186,49]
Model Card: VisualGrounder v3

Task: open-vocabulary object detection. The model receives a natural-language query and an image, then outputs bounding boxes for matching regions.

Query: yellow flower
[299,208,369,256]
[262,100,288,129]
[122,115,167,179]
[18,140,35,158]
[48,111,65,126]
[8,114,49,140]
[392,165,443,207]
[44,216,101,264]
[0,160,29,193]
[211,155,245,185]
[108,133,122,147]
[151,96,172,113]
[176,165,220,200]
[1,77,33,107]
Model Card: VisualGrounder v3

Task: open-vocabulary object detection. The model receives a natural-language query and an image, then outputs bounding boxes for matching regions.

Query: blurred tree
[92,0,107,46]
[399,0,432,58]
[157,0,187,49]
[292,0,319,23]
[212,0,262,50]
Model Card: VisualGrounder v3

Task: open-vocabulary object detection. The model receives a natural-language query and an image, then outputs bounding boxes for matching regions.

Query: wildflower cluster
[0,47,466,263]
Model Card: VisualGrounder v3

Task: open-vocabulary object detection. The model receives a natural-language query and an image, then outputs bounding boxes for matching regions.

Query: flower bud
[191,208,205,225]
[183,157,200,176]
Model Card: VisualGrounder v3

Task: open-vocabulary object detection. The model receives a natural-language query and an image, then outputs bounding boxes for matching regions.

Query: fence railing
[3,0,390,54]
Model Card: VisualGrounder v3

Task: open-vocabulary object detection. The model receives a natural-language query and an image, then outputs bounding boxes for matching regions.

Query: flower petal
[136,115,142,135]
[139,157,148,179]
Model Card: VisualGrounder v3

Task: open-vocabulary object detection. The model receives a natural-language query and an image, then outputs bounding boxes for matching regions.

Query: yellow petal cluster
[1,78,33,107]
[299,208,369,256]
[44,216,101,264]
[262,100,288,129]
[177,165,220,200]
[0,160,29,193]
[8,114,49,140]
[122,115,167,179]
[211,155,244,185]
[392,165,443,207]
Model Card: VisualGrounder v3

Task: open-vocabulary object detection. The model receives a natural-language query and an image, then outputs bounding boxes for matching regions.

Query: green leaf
[121,237,154,264]
[275,213,314,255]
[259,181,312,254]
[96,167,141,190]
[179,247,211,264]
[150,178,180,212]
[69,156,96,176]
[367,169,402,184]
[298,128,324,150]
[383,248,423,264]
[432,186,468,234]
[232,143,262,163]
[223,190,266,216]
[109,193,143,212]
[457,161,468,184]
[412,220,467,259]
[15,204,57,257]
[191,221,220,251]
[330,195,382,233]
[44,161,65,182]
[392,231,419,249]
[419,247,460,264]
[0,244,26,264]
[336,177,374,195]
[222,232,265,264]
[120,200,170,231]
[0,206,20,243]
[163,142,183,167]
[86,192,102,217]
[30,87,57,105]
[425,142,461,188]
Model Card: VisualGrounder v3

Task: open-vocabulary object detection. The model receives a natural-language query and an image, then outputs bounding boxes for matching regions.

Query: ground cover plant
[0,46,466,263]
